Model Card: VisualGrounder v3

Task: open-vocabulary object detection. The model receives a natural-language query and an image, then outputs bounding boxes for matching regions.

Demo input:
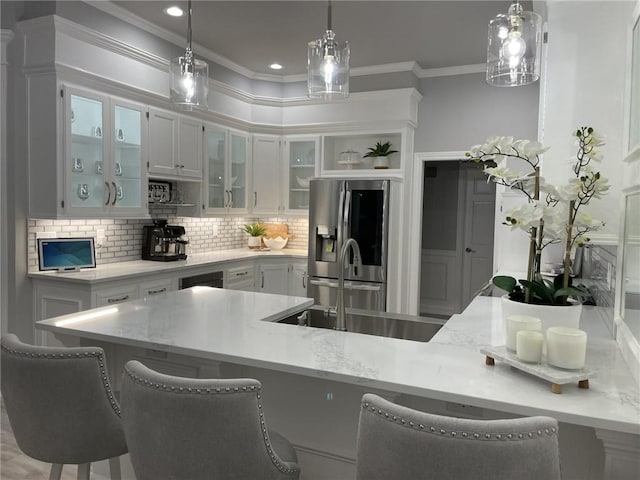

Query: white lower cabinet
[224,262,255,291]
[258,259,308,296]
[95,285,138,307]
[257,262,289,295]
[289,262,308,297]
[32,273,179,345]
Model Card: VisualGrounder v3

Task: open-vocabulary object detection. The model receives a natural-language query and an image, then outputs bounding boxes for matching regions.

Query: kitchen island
[36,289,639,480]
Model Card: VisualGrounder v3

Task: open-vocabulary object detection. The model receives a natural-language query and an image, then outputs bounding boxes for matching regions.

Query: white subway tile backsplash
[27,213,309,271]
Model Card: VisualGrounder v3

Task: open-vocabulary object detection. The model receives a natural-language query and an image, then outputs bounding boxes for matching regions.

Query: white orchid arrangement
[466,127,610,305]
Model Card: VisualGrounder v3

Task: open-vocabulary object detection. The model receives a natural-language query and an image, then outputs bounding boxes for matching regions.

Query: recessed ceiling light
[165,6,184,17]
[269,63,283,70]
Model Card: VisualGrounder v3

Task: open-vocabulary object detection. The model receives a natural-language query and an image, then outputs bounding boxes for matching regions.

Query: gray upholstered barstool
[0,334,127,480]
[356,393,561,480]
[120,360,301,480]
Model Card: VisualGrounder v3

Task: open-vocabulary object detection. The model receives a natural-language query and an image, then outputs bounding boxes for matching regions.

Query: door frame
[408,151,502,315]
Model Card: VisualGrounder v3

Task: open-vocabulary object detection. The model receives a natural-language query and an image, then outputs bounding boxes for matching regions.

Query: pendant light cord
[327,0,332,31]
[187,0,193,51]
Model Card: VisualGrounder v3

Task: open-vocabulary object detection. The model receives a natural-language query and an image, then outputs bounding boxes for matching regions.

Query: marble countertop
[36,291,640,435]
[27,248,308,284]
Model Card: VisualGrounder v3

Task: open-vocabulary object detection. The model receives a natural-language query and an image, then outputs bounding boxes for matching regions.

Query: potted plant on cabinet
[363,141,398,169]
[242,222,266,249]
[466,127,609,330]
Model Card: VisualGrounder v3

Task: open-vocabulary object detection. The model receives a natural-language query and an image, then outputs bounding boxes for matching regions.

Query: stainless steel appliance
[307,179,389,319]
[179,271,223,289]
[141,219,189,262]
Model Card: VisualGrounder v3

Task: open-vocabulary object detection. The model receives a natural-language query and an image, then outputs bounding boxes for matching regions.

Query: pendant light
[486,1,542,87]
[307,0,350,99]
[170,0,209,110]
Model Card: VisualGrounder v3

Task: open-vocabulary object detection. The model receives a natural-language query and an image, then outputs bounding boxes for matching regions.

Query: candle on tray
[516,330,543,363]
[546,327,587,370]
[506,315,541,351]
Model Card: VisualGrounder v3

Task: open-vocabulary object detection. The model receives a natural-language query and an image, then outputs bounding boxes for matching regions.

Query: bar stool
[0,334,127,480]
[356,393,561,480]
[120,360,301,480]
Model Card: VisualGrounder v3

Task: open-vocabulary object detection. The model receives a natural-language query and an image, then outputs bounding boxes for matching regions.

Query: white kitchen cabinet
[224,262,255,291]
[148,108,203,180]
[178,116,203,179]
[94,284,138,307]
[288,261,308,297]
[283,136,319,214]
[28,84,148,218]
[139,277,177,297]
[204,124,250,215]
[251,134,283,214]
[257,262,289,295]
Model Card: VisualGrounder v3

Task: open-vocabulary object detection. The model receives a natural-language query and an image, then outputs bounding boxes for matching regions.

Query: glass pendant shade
[307,2,350,99]
[170,0,209,110]
[486,2,542,87]
[170,52,209,110]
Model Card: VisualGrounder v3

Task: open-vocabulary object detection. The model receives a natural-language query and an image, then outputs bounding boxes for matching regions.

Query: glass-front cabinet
[203,123,249,214]
[64,86,146,216]
[284,136,319,213]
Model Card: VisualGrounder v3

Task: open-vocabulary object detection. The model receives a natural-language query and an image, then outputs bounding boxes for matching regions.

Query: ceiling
[110,1,519,78]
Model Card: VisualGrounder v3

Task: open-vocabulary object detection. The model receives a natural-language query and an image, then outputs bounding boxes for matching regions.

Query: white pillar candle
[506,315,542,351]
[546,327,588,370]
[516,330,544,363]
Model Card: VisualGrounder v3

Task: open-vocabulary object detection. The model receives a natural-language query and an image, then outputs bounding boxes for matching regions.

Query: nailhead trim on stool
[124,366,297,475]
[362,401,557,441]
[0,344,121,415]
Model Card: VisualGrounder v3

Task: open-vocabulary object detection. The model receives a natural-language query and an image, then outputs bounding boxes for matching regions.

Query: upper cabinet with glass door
[64,86,147,217]
[203,123,250,215]
[284,136,319,213]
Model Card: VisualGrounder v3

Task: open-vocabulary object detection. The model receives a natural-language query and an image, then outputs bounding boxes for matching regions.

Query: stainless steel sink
[278,306,446,343]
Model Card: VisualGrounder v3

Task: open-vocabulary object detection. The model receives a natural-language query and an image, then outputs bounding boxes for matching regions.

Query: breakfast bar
[35,288,640,479]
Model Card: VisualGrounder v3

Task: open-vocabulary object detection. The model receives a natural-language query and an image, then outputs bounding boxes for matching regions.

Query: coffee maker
[142,219,188,261]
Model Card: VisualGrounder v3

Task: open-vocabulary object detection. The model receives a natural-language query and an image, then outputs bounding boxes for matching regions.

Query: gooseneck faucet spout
[335,238,362,331]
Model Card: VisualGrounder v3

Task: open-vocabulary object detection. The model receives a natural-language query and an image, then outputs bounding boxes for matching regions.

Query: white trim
[416,64,485,78]
[85,0,256,79]
[0,29,14,337]
[415,151,468,162]
[82,1,487,83]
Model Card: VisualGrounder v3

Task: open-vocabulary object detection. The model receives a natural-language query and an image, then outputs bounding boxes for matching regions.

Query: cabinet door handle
[465,247,476,253]
[146,287,167,295]
[302,272,307,289]
[261,271,264,289]
[105,181,111,206]
[254,192,257,207]
[107,295,130,304]
[229,190,233,207]
[111,182,117,205]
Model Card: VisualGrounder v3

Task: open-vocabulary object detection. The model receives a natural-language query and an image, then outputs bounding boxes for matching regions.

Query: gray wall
[415,73,540,152]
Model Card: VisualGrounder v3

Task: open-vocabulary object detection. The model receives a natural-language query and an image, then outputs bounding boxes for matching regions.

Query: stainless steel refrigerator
[307,178,390,319]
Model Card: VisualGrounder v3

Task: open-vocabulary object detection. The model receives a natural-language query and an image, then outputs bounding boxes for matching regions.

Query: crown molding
[85,0,257,79]
[417,63,485,78]
[81,1,487,83]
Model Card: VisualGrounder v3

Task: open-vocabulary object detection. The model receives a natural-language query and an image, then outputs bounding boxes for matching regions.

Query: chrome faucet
[334,238,362,331]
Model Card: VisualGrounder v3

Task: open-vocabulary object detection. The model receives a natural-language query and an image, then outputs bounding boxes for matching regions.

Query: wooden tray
[481,346,596,394]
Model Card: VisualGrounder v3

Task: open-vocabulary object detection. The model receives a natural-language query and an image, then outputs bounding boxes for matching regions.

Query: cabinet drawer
[95,286,138,307]
[226,265,254,281]
[140,278,176,297]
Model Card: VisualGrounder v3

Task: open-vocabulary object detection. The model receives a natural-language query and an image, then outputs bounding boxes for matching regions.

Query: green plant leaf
[554,286,592,298]
[492,276,517,293]
[520,279,555,305]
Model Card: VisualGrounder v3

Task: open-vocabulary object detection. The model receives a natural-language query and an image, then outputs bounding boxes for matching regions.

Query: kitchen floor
[1,399,76,479]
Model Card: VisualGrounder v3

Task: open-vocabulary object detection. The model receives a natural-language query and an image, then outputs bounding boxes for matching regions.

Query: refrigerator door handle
[343,189,352,239]
[309,279,381,291]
